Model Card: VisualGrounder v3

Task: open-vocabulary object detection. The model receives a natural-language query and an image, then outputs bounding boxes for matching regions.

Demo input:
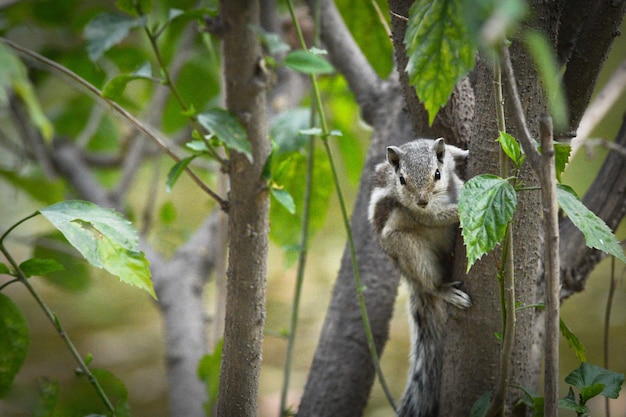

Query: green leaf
[496,131,525,167]
[558,393,588,414]
[269,149,333,264]
[284,50,335,75]
[185,140,210,153]
[102,62,154,100]
[18,258,64,278]
[85,13,146,61]
[198,340,223,414]
[271,186,296,215]
[34,233,91,292]
[39,200,155,299]
[580,383,606,404]
[560,317,586,363]
[0,262,11,275]
[404,0,476,125]
[553,142,571,182]
[270,108,311,154]
[159,201,177,225]
[459,174,517,271]
[0,170,65,205]
[524,31,568,131]
[557,185,626,263]
[469,390,491,417]
[91,369,130,417]
[565,362,624,400]
[197,109,252,162]
[0,293,30,397]
[33,378,60,417]
[166,155,197,193]
[0,44,54,142]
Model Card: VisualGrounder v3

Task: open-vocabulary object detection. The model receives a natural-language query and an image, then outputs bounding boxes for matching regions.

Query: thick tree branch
[305,0,383,123]
[559,0,626,136]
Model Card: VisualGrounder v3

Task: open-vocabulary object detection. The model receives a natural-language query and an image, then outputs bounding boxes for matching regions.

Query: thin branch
[539,116,559,417]
[0,37,228,211]
[499,44,542,170]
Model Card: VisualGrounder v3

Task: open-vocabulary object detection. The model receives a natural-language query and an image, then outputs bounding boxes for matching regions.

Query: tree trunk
[216,1,271,416]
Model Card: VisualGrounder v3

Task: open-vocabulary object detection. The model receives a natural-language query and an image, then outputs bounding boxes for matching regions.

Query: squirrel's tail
[397,292,447,417]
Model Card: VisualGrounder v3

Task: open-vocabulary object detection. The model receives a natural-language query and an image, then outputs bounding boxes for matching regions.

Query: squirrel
[368,138,471,417]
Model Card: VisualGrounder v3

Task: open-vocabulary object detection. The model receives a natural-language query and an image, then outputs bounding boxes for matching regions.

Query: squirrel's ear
[446,144,469,161]
[386,146,402,169]
[434,138,446,163]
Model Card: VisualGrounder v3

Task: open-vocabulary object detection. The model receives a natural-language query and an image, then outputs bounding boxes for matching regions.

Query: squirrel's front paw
[442,286,471,309]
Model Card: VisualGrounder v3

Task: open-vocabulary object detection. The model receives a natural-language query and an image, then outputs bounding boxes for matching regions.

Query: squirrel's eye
[434,169,441,181]
[399,174,406,185]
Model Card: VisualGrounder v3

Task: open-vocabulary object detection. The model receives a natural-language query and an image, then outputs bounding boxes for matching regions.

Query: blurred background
[0,1,625,416]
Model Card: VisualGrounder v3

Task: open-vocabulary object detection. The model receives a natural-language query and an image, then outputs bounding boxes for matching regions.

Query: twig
[0,212,116,414]
[486,59,516,417]
[539,116,559,417]
[287,0,396,411]
[499,44,542,171]
[0,37,228,211]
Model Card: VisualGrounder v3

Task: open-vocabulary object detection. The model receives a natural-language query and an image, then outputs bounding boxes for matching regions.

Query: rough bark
[558,0,626,136]
[216,1,271,416]
[301,1,624,416]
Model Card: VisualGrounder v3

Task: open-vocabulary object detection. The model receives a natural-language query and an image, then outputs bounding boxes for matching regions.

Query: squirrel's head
[386,138,468,211]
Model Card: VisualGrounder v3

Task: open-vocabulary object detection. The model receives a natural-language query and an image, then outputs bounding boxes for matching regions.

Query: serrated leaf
[284,50,335,75]
[0,262,11,275]
[497,131,524,167]
[85,13,146,61]
[557,184,626,263]
[524,31,567,131]
[102,62,154,100]
[270,187,296,215]
[39,200,155,299]
[0,293,30,397]
[560,317,586,363]
[404,0,476,125]
[459,174,517,271]
[553,142,570,182]
[19,258,64,278]
[565,362,624,400]
[166,155,197,193]
[197,109,252,163]
[198,340,223,414]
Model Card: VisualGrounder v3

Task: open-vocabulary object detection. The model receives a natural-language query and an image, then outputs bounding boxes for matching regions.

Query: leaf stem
[284,0,396,411]
[0,214,115,414]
